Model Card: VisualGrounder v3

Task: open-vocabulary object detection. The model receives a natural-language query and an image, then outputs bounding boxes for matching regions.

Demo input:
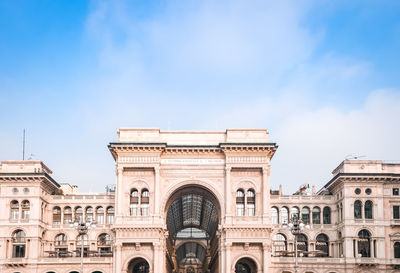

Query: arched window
[75,206,83,222]
[323,206,331,224]
[86,206,94,222]
[21,200,30,220]
[235,257,257,273]
[130,189,139,216]
[76,234,89,257]
[236,189,245,216]
[273,233,287,254]
[281,207,289,224]
[365,200,373,219]
[10,200,19,220]
[141,189,150,216]
[301,207,310,224]
[55,233,68,255]
[64,206,72,224]
[395,242,400,258]
[106,206,114,224]
[271,207,279,224]
[96,206,104,224]
[97,233,112,255]
[12,230,26,258]
[53,206,61,224]
[354,200,362,219]
[291,206,299,219]
[312,206,321,224]
[316,234,329,256]
[55,233,68,246]
[247,189,255,216]
[297,234,308,255]
[358,229,371,257]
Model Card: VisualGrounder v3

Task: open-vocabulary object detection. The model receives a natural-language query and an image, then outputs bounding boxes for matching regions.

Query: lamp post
[70,218,96,273]
[282,214,310,273]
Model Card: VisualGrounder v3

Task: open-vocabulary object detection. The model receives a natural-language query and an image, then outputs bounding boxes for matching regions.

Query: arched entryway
[128,257,150,273]
[165,184,221,273]
[234,257,257,273]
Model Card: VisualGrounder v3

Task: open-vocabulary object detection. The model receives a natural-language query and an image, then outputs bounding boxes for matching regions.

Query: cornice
[0,172,60,188]
[323,173,400,191]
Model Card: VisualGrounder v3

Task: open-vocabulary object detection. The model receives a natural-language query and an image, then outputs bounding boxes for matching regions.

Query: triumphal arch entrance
[108,128,277,273]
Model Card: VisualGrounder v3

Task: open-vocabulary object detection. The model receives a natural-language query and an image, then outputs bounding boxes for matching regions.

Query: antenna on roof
[345,154,367,160]
[22,129,26,160]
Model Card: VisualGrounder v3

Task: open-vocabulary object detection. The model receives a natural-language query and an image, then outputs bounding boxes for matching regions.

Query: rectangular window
[13,245,25,258]
[247,204,255,216]
[394,188,399,196]
[394,206,400,219]
[130,205,138,216]
[141,204,149,216]
[96,214,104,224]
[236,204,244,216]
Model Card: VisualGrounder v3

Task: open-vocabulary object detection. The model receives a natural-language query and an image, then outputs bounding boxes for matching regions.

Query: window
[12,188,19,194]
[355,188,361,195]
[302,207,310,224]
[106,206,114,224]
[273,233,287,254]
[21,200,30,220]
[187,267,195,273]
[75,206,83,222]
[141,189,150,216]
[271,207,279,224]
[76,234,89,257]
[97,233,112,255]
[316,234,329,256]
[246,189,255,216]
[130,189,139,216]
[394,188,399,196]
[10,200,19,220]
[96,206,104,224]
[394,206,400,219]
[358,229,371,257]
[281,207,289,224]
[365,188,372,195]
[312,206,321,224]
[53,206,61,225]
[297,234,308,255]
[395,242,400,258]
[354,200,362,219]
[323,206,331,224]
[291,206,299,219]
[55,233,68,255]
[12,230,26,258]
[23,188,29,194]
[364,200,373,219]
[236,190,245,216]
[86,206,94,222]
[64,206,72,224]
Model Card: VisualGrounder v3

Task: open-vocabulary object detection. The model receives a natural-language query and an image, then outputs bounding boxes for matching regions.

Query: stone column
[153,242,162,273]
[220,239,226,273]
[116,167,123,216]
[263,242,270,273]
[154,167,160,216]
[262,166,270,224]
[114,243,122,273]
[225,167,231,217]
[225,242,232,273]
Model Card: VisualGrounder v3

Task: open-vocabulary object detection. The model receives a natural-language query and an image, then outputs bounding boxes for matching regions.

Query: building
[1,128,400,273]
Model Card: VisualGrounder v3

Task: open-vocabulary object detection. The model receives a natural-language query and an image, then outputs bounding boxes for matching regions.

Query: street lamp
[70,218,96,273]
[282,215,310,273]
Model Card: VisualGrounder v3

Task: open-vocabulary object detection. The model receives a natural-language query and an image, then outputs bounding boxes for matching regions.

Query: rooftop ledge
[116,128,272,145]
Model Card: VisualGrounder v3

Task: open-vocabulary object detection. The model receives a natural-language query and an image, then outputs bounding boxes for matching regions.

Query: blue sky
[1,0,400,193]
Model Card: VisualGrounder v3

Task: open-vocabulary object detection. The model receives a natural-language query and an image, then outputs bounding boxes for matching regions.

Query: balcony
[391,219,400,227]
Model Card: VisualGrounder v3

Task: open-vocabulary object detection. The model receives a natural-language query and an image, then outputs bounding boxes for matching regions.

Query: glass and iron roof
[167,194,218,239]
[176,242,206,265]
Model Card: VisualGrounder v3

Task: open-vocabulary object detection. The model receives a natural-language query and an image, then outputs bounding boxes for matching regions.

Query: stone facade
[0,128,400,273]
